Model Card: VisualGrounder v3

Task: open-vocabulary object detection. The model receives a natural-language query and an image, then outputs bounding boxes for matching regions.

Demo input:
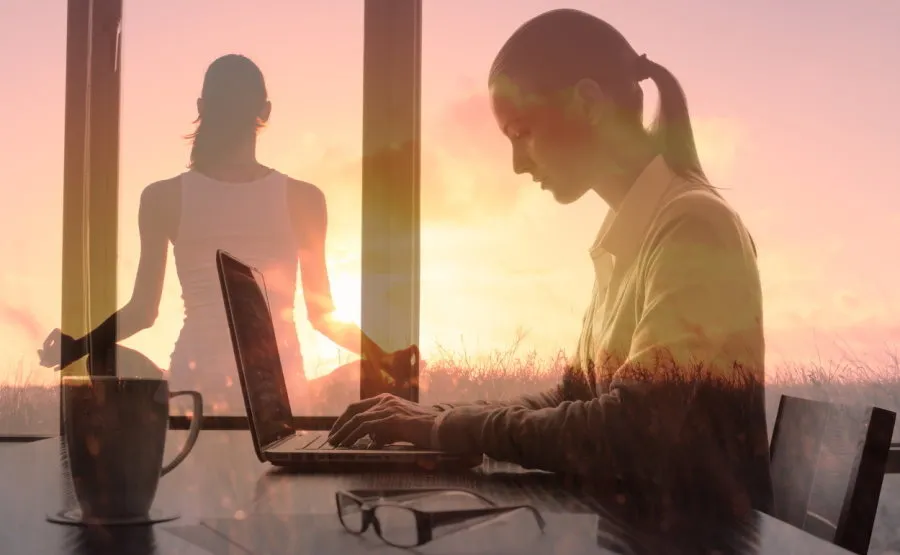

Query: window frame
[359,0,422,403]
[50,0,423,434]
[58,0,122,434]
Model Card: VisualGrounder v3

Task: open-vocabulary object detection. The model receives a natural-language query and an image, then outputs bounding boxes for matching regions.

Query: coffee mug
[59,367,203,523]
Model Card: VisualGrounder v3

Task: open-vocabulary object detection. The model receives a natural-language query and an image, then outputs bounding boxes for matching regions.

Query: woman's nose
[512,147,532,175]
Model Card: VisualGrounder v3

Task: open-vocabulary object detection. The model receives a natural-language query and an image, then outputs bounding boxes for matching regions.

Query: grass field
[2,348,899,553]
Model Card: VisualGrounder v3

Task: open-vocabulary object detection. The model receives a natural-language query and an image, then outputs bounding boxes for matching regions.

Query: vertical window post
[360,0,422,401]
[60,0,122,431]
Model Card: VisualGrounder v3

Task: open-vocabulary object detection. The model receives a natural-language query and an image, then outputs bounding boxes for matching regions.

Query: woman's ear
[573,78,608,126]
[260,100,272,123]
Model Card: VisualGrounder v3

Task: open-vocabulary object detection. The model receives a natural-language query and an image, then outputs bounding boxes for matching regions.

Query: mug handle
[161,390,204,477]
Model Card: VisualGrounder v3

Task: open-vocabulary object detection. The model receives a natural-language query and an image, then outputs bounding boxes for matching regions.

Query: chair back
[769,394,895,554]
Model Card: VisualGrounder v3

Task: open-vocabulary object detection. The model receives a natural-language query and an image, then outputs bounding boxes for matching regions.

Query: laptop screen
[217,250,295,449]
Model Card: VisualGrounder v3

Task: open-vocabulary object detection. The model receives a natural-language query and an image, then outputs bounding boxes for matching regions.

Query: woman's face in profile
[489,74,600,205]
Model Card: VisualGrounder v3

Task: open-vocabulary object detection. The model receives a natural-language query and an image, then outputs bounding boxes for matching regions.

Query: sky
[0,0,898,389]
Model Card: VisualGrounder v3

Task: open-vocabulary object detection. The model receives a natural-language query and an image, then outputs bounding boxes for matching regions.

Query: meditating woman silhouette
[38,54,392,415]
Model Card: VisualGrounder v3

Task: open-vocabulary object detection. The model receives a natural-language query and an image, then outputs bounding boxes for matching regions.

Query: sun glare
[324,272,361,326]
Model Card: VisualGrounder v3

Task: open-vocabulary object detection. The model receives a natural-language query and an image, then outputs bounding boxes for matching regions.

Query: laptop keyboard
[294,432,376,451]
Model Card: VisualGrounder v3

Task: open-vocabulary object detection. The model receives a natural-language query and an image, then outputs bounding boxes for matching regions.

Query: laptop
[215,248,473,470]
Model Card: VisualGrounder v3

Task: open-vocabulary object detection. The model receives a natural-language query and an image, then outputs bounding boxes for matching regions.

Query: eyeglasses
[335,487,545,548]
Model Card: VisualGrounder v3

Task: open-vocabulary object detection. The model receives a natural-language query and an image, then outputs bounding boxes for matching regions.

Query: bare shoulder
[141,175,181,207]
[284,176,327,226]
[138,175,182,239]
[284,176,326,209]
[283,176,328,246]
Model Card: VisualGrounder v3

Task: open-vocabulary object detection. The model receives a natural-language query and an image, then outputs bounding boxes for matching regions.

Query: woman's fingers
[42,328,60,350]
[37,329,62,368]
[340,418,393,449]
[329,394,390,438]
[331,408,393,447]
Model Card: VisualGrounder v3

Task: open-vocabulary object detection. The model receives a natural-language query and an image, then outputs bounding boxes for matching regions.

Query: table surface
[0,430,856,555]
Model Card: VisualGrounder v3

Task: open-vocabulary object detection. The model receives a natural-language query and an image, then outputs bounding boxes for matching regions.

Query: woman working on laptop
[38,54,396,415]
[329,9,773,518]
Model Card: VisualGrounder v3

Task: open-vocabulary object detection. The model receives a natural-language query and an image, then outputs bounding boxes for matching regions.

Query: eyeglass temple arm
[428,505,546,532]
[347,488,495,505]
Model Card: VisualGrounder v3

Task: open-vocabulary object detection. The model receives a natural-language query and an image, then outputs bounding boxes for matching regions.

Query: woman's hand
[328,393,438,448]
[37,328,83,370]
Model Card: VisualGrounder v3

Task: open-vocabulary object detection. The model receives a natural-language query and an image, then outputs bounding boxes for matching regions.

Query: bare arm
[288,180,386,363]
[67,182,171,363]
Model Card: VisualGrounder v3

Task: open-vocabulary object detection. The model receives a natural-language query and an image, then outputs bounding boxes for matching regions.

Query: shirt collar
[589,155,675,264]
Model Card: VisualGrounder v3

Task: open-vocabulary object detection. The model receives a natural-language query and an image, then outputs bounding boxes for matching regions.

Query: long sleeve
[433,207,772,511]
[432,386,566,412]
[428,380,575,450]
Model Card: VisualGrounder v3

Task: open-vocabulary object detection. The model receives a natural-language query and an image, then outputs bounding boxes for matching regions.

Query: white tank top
[169,169,307,415]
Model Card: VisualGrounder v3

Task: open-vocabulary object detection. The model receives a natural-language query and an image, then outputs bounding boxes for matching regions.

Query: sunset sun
[322,272,362,326]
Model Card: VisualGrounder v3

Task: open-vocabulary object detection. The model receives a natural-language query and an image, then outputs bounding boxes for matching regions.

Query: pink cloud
[288,90,749,227]
[0,303,43,344]
[285,90,526,225]
[428,91,506,162]
[766,320,900,370]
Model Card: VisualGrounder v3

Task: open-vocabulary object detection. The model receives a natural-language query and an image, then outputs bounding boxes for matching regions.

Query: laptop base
[264,432,481,471]
[264,452,482,473]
